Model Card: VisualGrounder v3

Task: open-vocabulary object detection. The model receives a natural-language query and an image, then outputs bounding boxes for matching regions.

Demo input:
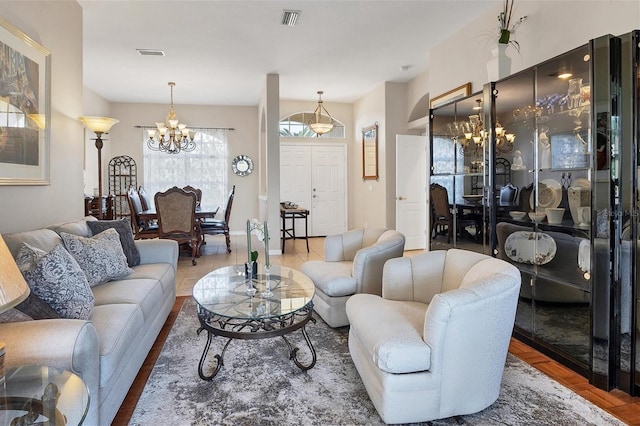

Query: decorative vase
[245,261,257,296]
[245,261,258,279]
[567,186,591,224]
[486,44,512,81]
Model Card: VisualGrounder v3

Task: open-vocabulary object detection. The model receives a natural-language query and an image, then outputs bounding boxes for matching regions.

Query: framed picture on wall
[0,16,51,185]
[362,123,378,180]
[429,82,472,109]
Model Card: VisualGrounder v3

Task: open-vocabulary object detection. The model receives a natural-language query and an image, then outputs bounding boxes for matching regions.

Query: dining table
[138,205,220,222]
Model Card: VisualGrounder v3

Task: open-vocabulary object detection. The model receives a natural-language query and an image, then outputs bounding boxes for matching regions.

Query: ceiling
[79,0,499,106]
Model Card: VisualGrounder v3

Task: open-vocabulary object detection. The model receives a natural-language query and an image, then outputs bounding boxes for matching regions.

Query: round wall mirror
[232,155,254,176]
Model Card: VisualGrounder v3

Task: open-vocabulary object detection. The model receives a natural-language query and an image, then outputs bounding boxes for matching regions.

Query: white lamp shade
[0,235,30,313]
[309,122,334,134]
[78,116,119,134]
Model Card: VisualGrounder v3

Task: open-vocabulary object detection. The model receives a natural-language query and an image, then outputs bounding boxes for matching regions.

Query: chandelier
[147,82,196,154]
[308,91,334,135]
[452,100,515,155]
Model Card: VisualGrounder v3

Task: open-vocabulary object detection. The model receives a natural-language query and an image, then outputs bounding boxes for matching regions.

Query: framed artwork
[430,82,472,109]
[0,16,51,185]
[362,123,378,180]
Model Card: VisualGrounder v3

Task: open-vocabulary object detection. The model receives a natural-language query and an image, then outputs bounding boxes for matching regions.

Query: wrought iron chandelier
[147,82,195,154]
[308,91,334,135]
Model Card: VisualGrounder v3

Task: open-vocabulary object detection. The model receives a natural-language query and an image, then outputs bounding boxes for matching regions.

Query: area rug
[129,299,624,426]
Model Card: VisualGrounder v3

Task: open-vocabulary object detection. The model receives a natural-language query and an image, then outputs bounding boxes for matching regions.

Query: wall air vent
[136,49,165,56]
[281,10,300,27]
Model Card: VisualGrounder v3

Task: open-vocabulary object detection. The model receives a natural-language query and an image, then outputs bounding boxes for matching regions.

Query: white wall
[82,86,112,196]
[106,102,259,233]
[428,1,640,100]
[0,1,84,233]
[352,84,386,229]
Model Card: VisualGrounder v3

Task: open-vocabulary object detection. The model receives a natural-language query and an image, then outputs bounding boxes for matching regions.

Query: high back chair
[301,227,406,327]
[127,187,158,239]
[138,186,153,211]
[518,183,534,212]
[154,186,201,265]
[200,185,235,253]
[183,185,202,207]
[497,183,518,217]
[430,183,453,243]
[499,183,518,206]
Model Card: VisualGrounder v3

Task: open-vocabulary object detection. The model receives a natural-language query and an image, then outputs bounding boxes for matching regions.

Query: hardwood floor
[112,235,640,425]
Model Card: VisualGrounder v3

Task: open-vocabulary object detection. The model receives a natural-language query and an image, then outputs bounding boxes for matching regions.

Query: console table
[280,206,310,253]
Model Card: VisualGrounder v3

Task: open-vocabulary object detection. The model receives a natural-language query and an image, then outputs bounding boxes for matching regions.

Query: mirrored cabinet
[429,31,639,395]
[490,43,596,380]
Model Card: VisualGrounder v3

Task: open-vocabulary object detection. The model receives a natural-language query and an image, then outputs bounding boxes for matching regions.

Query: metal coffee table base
[196,304,317,381]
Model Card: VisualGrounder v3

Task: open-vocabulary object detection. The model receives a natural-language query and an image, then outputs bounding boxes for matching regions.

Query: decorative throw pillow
[14,292,61,320]
[16,243,94,320]
[61,228,133,287]
[0,309,33,323]
[87,219,141,266]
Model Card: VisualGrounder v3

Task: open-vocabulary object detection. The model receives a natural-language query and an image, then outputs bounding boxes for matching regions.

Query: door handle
[397,196,407,201]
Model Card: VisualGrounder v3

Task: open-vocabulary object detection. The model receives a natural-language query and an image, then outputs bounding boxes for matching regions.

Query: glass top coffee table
[192,264,316,380]
[0,365,89,425]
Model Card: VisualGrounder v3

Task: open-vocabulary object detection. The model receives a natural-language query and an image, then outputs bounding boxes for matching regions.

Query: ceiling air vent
[281,10,300,27]
[136,49,165,56]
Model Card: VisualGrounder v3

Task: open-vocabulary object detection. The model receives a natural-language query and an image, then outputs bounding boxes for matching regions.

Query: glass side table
[0,365,89,425]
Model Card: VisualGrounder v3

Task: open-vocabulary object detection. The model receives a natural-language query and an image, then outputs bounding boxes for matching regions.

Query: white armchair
[301,228,405,327]
[346,249,521,424]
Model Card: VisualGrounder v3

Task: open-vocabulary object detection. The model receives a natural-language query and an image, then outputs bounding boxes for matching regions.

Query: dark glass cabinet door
[430,93,489,255]
[619,30,640,396]
[491,44,594,376]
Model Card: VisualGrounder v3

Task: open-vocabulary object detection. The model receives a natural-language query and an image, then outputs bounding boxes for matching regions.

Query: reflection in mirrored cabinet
[430,93,489,256]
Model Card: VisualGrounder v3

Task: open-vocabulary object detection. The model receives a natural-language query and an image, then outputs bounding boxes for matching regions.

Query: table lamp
[0,234,30,381]
[0,234,30,314]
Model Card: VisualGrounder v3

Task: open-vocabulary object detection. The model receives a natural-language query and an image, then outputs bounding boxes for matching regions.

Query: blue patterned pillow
[61,228,133,287]
[87,219,140,266]
[16,243,94,320]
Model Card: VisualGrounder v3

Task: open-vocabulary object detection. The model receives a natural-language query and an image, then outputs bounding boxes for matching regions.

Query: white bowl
[546,207,565,224]
[528,212,546,223]
[509,211,527,220]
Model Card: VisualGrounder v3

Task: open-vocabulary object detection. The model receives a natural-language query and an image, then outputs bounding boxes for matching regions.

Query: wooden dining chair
[200,185,235,253]
[138,186,153,211]
[154,186,201,265]
[127,187,159,239]
[183,185,202,207]
[430,183,453,243]
[497,183,518,218]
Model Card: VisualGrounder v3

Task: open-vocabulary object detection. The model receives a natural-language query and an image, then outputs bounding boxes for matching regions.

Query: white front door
[311,144,346,236]
[280,143,347,237]
[396,134,427,250]
[280,145,312,210]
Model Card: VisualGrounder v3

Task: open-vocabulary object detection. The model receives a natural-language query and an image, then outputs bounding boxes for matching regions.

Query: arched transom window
[279,112,345,138]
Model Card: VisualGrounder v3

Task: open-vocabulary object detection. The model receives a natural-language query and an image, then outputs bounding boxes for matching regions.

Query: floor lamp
[79,116,119,219]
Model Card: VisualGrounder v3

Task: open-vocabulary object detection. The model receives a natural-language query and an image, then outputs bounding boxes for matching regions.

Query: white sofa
[346,249,521,424]
[0,217,178,425]
[301,228,405,327]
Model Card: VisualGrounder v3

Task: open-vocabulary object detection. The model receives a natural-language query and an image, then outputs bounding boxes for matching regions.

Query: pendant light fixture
[308,91,334,136]
[147,82,195,154]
